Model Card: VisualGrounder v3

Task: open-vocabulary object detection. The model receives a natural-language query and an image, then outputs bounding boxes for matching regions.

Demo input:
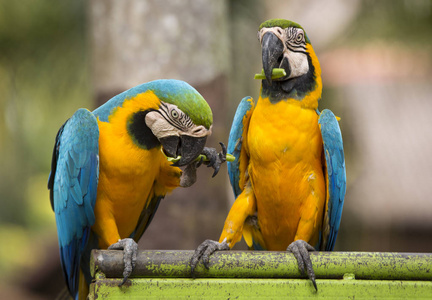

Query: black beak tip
[266,75,273,86]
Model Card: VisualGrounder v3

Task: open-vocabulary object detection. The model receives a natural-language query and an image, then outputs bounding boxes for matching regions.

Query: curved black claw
[202,142,228,177]
[190,239,230,277]
[108,238,138,286]
[287,240,317,291]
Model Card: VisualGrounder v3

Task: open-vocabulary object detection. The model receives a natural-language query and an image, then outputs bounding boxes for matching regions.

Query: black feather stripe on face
[285,27,307,54]
[158,102,194,132]
[285,46,307,54]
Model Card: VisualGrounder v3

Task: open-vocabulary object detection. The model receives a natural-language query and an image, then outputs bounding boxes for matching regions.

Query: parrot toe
[287,240,317,291]
[190,239,230,277]
[108,238,138,286]
[201,142,228,177]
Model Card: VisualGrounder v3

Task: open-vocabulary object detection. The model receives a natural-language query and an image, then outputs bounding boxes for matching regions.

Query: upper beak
[262,32,285,85]
[160,135,207,167]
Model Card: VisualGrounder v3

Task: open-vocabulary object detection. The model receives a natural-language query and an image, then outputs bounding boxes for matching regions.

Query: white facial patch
[258,26,309,79]
[285,50,309,79]
[145,110,177,139]
[145,102,212,139]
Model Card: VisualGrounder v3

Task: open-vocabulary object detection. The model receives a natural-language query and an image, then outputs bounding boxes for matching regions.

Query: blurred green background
[0,1,91,298]
[0,0,431,298]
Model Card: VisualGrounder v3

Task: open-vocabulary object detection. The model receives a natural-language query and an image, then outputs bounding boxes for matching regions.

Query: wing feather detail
[48,108,99,298]
[318,109,346,251]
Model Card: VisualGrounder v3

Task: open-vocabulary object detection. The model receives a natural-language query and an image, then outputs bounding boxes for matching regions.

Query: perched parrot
[191,19,346,289]
[48,79,227,300]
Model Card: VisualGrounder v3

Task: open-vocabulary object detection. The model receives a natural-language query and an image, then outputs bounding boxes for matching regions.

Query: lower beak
[160,135,207,166]
[262,32,285,85]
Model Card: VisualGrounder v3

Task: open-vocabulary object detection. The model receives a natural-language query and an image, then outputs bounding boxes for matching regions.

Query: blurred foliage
[0,0,90,279]
[344,0,432,46]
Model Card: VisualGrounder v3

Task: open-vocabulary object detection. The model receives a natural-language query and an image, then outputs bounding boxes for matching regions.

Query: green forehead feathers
[93,79,213,129]
[259,19,311,44]
[152,81,213,129]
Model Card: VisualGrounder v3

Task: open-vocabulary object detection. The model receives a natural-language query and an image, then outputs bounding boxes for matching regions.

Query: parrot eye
[171,110,179,118]
[296,33,304,43]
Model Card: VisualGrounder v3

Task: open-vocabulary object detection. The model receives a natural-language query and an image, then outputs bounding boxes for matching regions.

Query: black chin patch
[127,110,160,150]
[262,53,316,103]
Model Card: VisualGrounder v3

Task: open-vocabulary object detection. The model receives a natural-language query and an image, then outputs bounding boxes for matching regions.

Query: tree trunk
[88,0,230,250]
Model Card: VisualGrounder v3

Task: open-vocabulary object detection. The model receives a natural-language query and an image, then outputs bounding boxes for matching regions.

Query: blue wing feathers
[49,108,99,299]
[227,96,254,198]
[326,151,333,176]
[49,122,67,210]
[318,109,346,251]
[70,179,83,205]
[83,156,98,226]
[77,168,89,197]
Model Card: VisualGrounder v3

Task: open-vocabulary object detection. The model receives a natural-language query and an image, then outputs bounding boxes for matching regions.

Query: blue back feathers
[227,96,255,198]
[318,109,346,251]
[49,108,99,299]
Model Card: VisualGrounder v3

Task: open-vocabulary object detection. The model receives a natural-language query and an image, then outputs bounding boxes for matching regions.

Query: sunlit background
[1,0,431,298]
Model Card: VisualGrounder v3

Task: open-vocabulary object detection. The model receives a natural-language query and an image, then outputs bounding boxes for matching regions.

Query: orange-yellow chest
[93,91,175,240]
[247,96,325,249]
[96,118,164,238]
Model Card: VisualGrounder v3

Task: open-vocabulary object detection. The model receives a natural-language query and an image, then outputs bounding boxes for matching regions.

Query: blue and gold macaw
[191,19,346,290]
[48,79,226,300]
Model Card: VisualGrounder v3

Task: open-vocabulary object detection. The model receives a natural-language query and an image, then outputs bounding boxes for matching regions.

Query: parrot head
[96,79,213,167]
[257,19,322,102]
[141,80,213,166]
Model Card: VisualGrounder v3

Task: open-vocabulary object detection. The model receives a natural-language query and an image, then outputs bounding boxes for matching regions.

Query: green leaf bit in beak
[254,68,286,80]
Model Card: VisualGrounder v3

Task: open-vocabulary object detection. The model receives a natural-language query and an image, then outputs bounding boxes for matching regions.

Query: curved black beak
[262,32,285,85]
[160,135,207,167]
